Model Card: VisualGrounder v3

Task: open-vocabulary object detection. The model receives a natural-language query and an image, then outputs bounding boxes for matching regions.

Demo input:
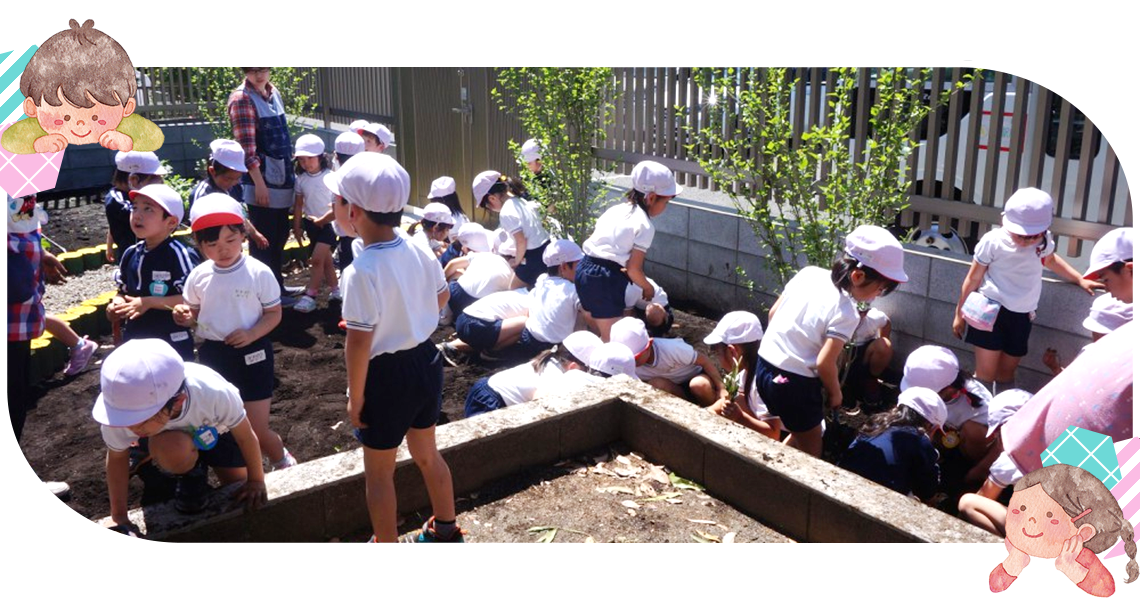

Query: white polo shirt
[525,274,581,344]
[295,169,335,218]
[987,450,1024,488]
[759,266,859,378]
[583,203,654,267]
[498,197,549,249]
[974,228,1056,313]
[851,308,889,346]
[945,377,992,430]
[636,337,703,384]
[463,288,530,322]
[101,363,247,452]
[456,252,514,299]
[624,278,669,309]
[488,359,564,406]
[342,235,448,356]
[737,370,771,419]
[182,255,281,341]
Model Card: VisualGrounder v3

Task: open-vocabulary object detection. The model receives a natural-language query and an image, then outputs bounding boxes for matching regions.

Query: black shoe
[174,466,210,514]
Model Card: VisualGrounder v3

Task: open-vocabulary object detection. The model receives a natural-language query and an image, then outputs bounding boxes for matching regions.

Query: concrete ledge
[97,379,996,544]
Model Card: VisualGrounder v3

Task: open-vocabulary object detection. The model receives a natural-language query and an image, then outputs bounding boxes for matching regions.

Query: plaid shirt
[8,231,45,341]
[227,80,277,171]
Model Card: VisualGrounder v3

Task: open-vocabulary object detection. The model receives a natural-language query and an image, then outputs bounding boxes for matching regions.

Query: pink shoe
[63,337,97,376]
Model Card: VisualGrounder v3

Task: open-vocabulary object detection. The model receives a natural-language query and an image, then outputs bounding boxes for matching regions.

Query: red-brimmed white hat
[189,193,245,232]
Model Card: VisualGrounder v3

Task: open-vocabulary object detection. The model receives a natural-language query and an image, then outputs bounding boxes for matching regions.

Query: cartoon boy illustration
[990,464,1138,597]
[0,19,164,154]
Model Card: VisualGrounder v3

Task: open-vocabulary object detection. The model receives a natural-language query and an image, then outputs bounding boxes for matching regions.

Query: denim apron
[241,86,294,204]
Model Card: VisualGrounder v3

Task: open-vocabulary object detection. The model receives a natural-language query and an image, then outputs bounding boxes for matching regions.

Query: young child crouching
[174,193,296,471]
[703,311,781,440]
[610,316,727,407]
[93,339,266,531]
[335,152,463,543]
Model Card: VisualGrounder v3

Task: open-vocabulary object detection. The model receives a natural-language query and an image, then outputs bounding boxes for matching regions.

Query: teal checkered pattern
[1,45,38,124]
[1041,426,1122,490]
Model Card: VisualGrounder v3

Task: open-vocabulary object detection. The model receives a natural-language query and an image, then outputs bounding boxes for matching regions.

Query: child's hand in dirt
[99,130,133,152]
[1003,537,1032,577]
[171,304,194,327]
[1055,533,1091,584]
[224,328,256,349]
[33,133,68,153]
[230,480,268,512]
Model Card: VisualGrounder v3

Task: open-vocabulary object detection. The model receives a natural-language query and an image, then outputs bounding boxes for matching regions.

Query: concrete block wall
[644,199,1099,393]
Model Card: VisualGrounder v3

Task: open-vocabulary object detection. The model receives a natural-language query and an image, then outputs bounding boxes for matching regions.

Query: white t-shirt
[737,370,770,419]
[182,256,281,341]
[851,308,889,345]
[583,203,655,266]
[410,229,442,259]
[759,266,859,378]
[295,169,334,218]
[974,228,1057,313]
[498,197,549,249]
[101,363,247,452]
[538,367,601,397]
[489,359,564,406]
[463,288,530,322]
[342,235,448,356]
[987,450,1024,488]
[945,377,992,430]
[525,274,581,344]
[624,278,669,309]
[637,337,703,384]
[456,252,515,299]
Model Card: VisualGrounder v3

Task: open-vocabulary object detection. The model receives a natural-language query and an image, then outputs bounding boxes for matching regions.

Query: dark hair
[408,219,448,236]
[1108,259,1133,274]
[860,402,930,437]
[506,176,528,199]
[363,210,402,227]
[480,180,510,209]
[360,131,381,146]
[626,188,649,214]
[1015,464,1138,584]
[111,168,131,188]
[336,152,355,167]
[21,20,135,108]
[430,192,463,216]
[725,340,760,409]
[194,223,246,244]
[294,153,331,175]
[531,346,561,373]
[830,256,899,297]
[950,370,988,410]
[208,159,242,180]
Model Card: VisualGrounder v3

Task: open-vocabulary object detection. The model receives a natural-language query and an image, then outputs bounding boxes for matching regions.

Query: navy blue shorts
[755,357,825,433]
[336,236,355,270]
[964,305,1032,357]
[123,319,195,361]
[575,255,630,319]
[514,240,550,287]
[439,241,462,268]
[448,281,477,317]
[455,314,503,352]
[140,429,246,470]
[302,218,337,247]
[464,377,507,417]
[197,337,275,402]
[515,327,554,359]
[354,339,443,450]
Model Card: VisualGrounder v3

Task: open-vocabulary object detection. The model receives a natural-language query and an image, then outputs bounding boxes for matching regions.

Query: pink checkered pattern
[1105,437,1140,559]
[0,122,63,197]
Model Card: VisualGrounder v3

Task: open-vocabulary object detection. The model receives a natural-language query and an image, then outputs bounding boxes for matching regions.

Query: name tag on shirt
[170,331,190,342]
[244,349,267,365]
[152,271,172,281]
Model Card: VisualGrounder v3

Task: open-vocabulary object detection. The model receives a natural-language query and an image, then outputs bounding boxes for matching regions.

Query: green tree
[187,67,319,143]
[686,67,971,287]
[492,68,616,241]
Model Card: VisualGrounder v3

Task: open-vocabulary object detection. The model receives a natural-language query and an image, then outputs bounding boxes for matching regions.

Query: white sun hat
[631,160,682,197]
[844,225,908,283]
[1001,187,1054,236]
[92,339,185,427]
[336,152,410,214]
[704,311,764,345]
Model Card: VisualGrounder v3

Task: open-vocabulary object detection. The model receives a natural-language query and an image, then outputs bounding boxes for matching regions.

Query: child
[107,184,200,361]
[174,193,295,471]
[900,345,993,465]
[1,19,163,154]
[473,170,551,287]
[703,311,780,440]
[428,176,469,268]
[440,288,530,365]
[1082,227,1132,304]
[409,203,454,259]
[45,315,98,376]
[357,123,396,153]
[92,339,266,527]
[587,342,640,379]
[624,276,674,337]
[1044,294,1132,375]
[957,389,1033,536]
[991,463,1138,597]
[758,225,908,457]
[334,152,462,543]
[953,187,1101,394]
[842,303,892,406]
[577,161,680,341]
[103,153,133,263]
[838,386,946,501]
[517,239,585,358]
[189,139,268,249]
[445,224,515,317]
[610,317,727,407]
[332,132,366,270]
[463,331,602,417]
[291,134,337,313]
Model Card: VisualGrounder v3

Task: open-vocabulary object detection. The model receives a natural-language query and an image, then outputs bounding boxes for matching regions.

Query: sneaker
[269,449,298,472]
[437,342,462,367]
[45,481,71,501]
[401,516,465,543]
[328,288,342,302]
[284,285,306,297]
[174,466,210,514]
[339,547,408,574]
[63,337,97,376]
[294,295,317,313]
[280,295,299,309]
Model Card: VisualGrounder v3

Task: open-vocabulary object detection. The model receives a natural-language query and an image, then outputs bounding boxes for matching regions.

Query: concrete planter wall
[644,200,1098,393]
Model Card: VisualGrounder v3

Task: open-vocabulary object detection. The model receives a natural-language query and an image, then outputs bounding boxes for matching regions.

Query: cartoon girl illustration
[991,463,1138,597]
